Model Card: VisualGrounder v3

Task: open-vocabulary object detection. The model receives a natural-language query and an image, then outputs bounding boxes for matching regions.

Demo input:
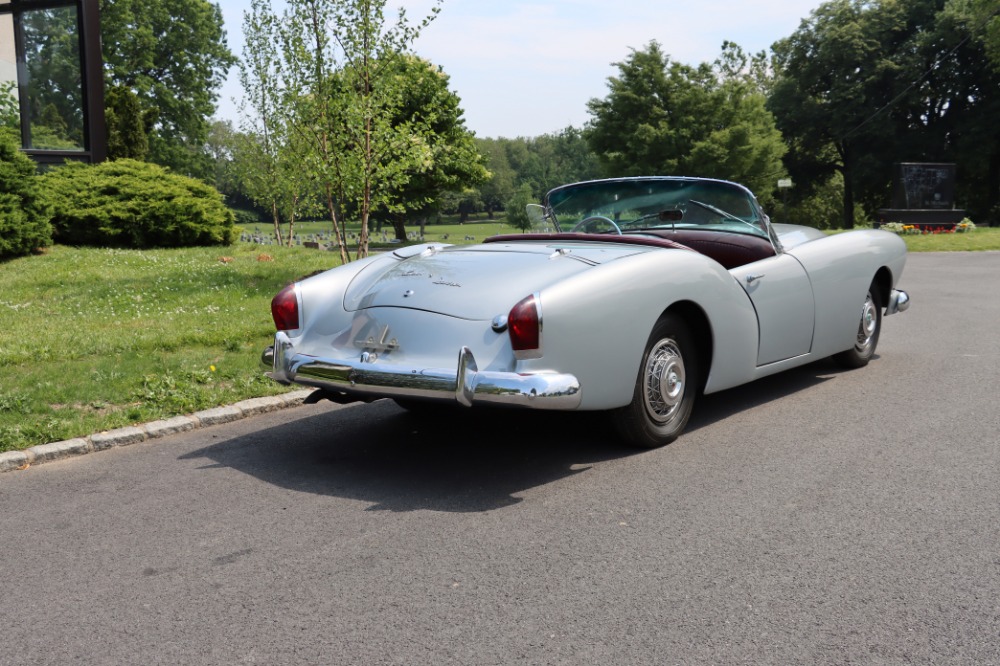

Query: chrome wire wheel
[855,292,878,356]
[642,339,686,425]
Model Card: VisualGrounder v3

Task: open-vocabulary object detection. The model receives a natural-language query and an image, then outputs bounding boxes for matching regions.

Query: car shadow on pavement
[179,357,848,513]
[686,357,847,434]
[180,400,630,513]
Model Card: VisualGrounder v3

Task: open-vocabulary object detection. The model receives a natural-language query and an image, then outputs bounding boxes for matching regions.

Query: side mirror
[525,204,548,231]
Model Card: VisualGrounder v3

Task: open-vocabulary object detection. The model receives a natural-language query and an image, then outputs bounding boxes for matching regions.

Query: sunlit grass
[0,244,337,451]
[895,226,1000,252]
[827,225,1000,251]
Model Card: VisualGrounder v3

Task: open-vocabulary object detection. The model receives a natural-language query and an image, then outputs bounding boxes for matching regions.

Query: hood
[343,242,651,319]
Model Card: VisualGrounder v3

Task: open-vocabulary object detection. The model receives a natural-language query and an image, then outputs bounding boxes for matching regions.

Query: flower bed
[881,219,975,235]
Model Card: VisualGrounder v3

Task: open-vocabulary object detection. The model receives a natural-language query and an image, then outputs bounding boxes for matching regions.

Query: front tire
[833,285,882,368]
[612,314,698,448]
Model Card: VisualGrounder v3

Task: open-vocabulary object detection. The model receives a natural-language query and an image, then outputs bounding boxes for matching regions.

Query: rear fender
[521,249,760,409]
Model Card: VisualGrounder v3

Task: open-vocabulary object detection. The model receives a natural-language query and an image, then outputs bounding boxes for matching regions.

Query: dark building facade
[0,0,106,163]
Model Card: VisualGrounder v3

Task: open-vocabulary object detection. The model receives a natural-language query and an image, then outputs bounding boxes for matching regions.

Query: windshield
[545,177,768,239]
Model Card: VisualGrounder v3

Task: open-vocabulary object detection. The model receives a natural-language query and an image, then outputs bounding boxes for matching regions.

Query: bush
[778,172,868,230]
[40,159,235,248]
[0,130,52,259]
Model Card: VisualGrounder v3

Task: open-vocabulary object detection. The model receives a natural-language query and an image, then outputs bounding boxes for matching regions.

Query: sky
[213,0,828,139]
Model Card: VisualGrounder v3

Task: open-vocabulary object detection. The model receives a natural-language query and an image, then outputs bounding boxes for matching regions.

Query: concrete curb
[0,390,314,475]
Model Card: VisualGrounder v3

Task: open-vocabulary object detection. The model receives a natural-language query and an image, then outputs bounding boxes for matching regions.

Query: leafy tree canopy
[586,41,786,201]
[770,0,1000,225]
[100,0,236,175]
[373,56,489,239]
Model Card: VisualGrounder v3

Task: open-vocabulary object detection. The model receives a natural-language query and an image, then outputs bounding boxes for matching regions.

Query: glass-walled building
[0,0,105,163]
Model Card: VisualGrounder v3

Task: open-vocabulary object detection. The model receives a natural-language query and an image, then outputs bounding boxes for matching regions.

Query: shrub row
[41,159,235,249]
[0,131,52,260]
[0,133,235,259]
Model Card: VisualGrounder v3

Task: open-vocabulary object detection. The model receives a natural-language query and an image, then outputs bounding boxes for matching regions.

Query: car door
[730,253,815,365]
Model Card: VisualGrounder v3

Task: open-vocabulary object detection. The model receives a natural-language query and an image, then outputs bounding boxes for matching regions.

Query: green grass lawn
[896,226,1000,251]
[0,243,338,451]
[1,224,997,452]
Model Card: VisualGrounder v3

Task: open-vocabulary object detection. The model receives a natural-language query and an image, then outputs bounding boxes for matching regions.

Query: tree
[105,85,149,160]
[316,0,444,258]
[0,82,18,132]
[504,183,536,233]
[770,0,1000,226]
[100,0,236,175]
[240,0,446,260]
[970,0,1000,70]
[235,0,318,247]
[916,0,1000,222]
[475,137,516,218]
[375,56,488,240]
[586,42,786,201]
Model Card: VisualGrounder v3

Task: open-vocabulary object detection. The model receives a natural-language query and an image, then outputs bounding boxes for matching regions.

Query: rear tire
[833,285,882,369]
[612,314,698,448]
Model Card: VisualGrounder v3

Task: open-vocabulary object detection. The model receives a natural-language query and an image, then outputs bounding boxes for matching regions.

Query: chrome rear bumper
[886,289,910,315]
[261,332,581,410]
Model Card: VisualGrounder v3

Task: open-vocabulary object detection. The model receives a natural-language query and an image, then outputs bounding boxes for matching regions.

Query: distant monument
[877,163,965,229]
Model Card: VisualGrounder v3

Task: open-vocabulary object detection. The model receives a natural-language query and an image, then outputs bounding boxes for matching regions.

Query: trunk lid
[344,241,651,319]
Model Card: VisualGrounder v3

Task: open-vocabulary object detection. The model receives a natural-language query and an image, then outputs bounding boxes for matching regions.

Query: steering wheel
[570,215,622,235]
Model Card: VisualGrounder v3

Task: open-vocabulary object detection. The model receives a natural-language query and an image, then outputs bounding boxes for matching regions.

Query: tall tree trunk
[358,114,372,259]
[325,184,350,265]
[838,142,855,229]
[987,147,1000,225]
[271,201,283,245]
[285,195,297,247]
[392,215,406,241]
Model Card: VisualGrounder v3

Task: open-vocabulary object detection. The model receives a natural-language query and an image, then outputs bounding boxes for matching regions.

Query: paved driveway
[1,252,998,665]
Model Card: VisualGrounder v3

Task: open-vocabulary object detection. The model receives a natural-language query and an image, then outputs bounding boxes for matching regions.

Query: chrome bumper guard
[885,289,910,316]
[261,332,582,410]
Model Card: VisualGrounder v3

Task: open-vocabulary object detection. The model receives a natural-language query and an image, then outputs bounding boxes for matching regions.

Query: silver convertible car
[262,177,909,448]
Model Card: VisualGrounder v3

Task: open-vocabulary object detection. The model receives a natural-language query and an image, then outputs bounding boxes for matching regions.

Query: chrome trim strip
[885,289,910,316]
[264,334,581,410]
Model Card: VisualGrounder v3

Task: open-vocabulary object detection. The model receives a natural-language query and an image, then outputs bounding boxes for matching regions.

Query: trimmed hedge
[0,131,52,259]
[40,159,235,248]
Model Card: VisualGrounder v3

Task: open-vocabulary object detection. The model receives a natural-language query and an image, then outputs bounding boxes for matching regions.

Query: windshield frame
[543,176,779,250]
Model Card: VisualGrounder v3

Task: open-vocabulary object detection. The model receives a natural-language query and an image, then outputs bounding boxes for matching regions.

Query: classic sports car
[262,177,909,448]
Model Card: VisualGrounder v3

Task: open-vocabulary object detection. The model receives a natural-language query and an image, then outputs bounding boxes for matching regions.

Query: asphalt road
[2,252,999,665]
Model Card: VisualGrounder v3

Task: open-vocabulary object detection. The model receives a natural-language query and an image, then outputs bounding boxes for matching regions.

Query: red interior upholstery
[484,230,775,269]
[637,230,776,269]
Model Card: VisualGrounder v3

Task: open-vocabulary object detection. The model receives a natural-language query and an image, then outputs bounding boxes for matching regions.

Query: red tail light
[271,284,300,331]
[508,294,541,356]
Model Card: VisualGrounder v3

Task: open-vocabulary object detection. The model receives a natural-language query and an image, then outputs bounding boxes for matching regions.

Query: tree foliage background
[100,0,235,176]
[232,0,491,259]
[0,130,52,259]
[769,0,1000,227]
[586,41,786,203]
[81,0,1000,234]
